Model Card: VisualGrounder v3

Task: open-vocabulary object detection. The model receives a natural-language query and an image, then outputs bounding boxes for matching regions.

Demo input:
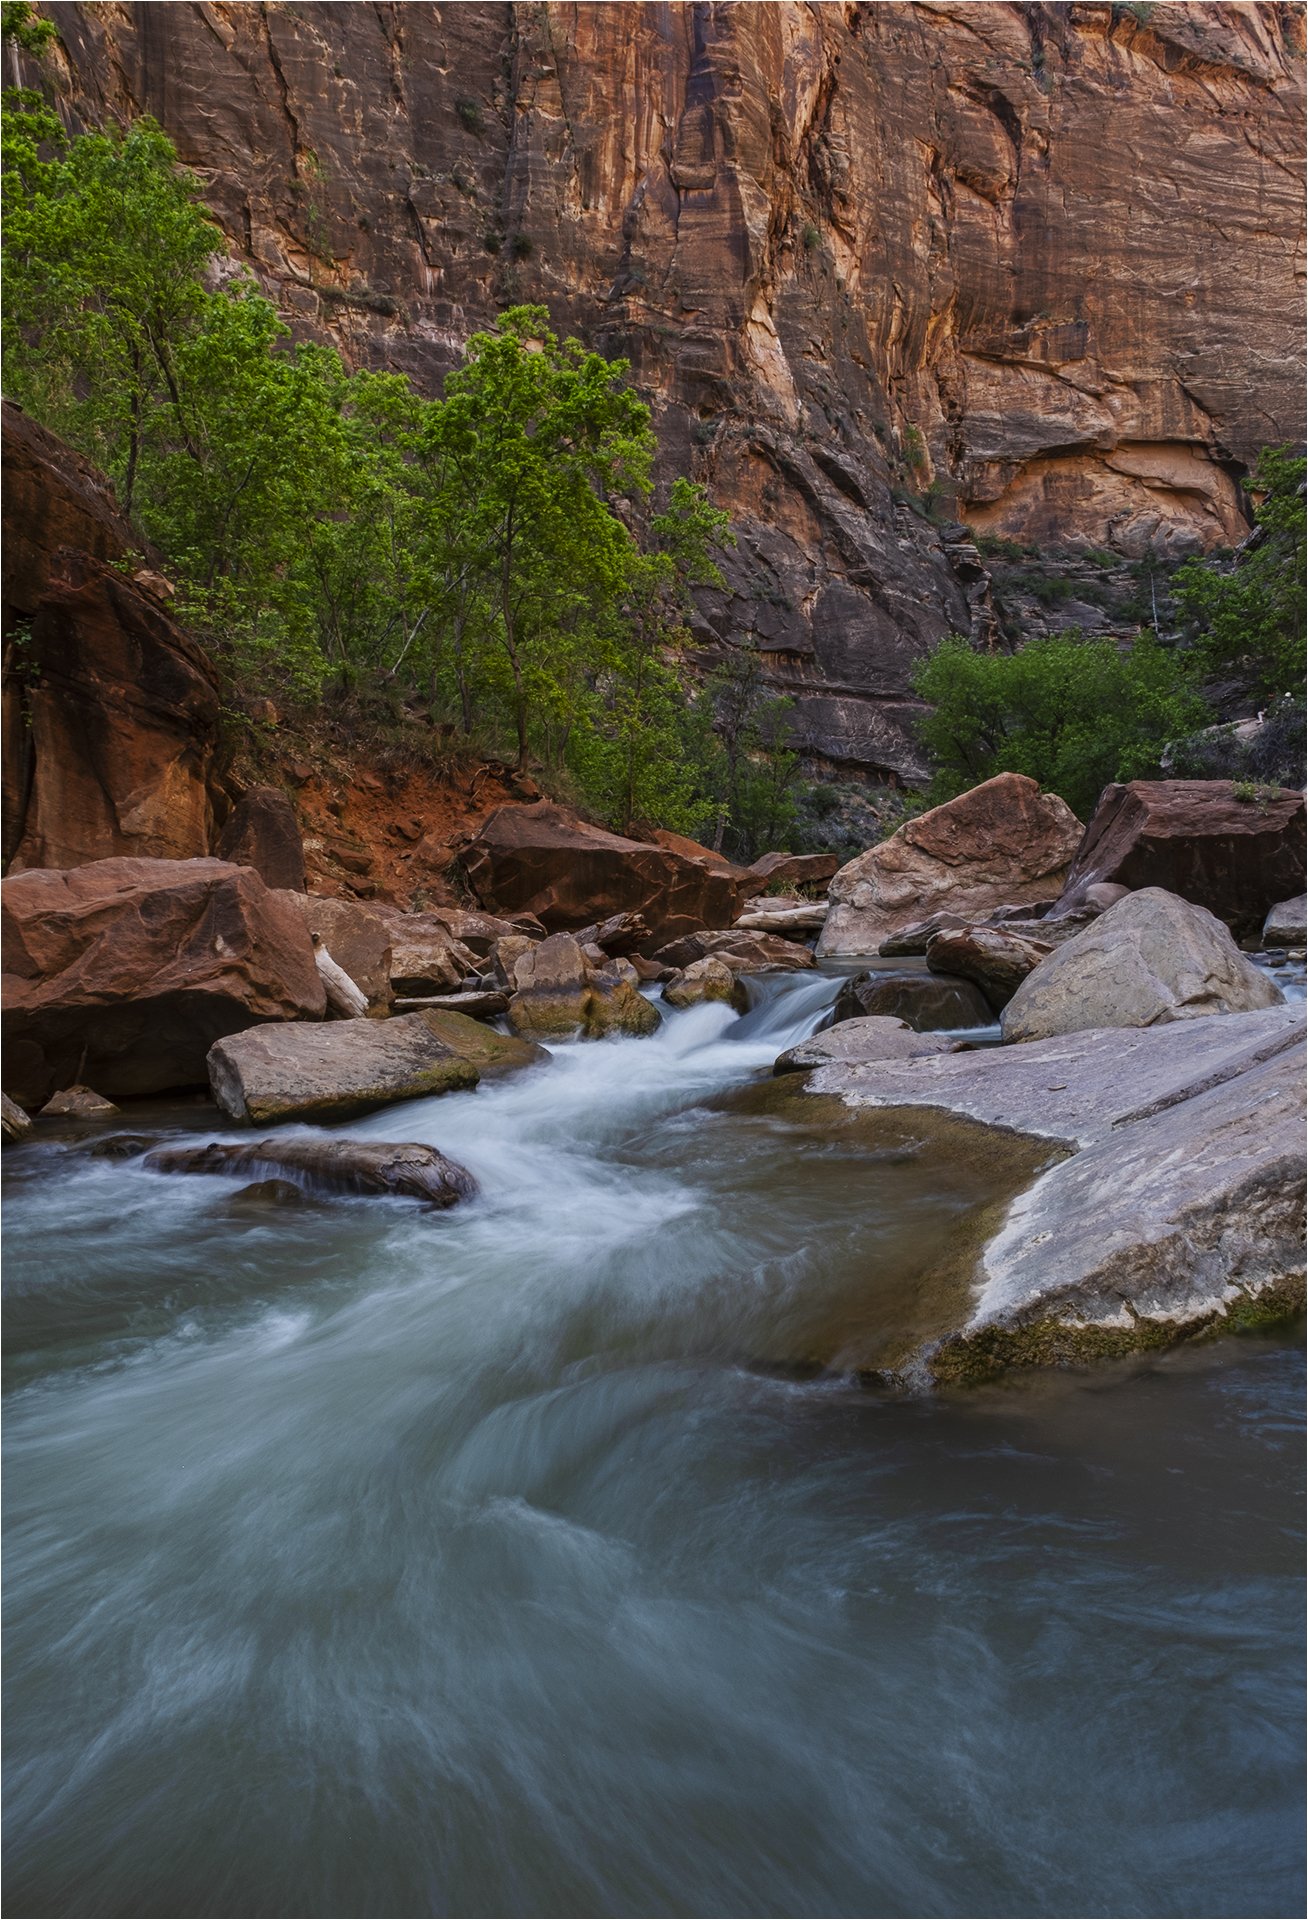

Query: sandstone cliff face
[2,403,225,872]
[36,1,1307,781]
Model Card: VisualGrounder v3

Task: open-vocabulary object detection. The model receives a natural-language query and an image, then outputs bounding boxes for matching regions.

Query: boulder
[1056,779,1306,938]
[217,787,306,892]
[832,969,994,1032]
[277,894,392,1011]
[2,404,224,874]
[818,774,1083,957]
[877,912,967,958]
[397,905,543,959]
[144,1136,477,1210]
[38,1085,120,1118]
[1263,896,1307,948]
[570,910,650,956]
[739,850,839,898]
[662,955,748,1012]
[411,1009,547,1078]
[490,933,538,989]
[1,858,325,1106]
[652,928,816,973]
[464,801,741,948]
[1,1092,32,1142]
[925,926,1054,1013]
[804,1007,1306,1379]
[371,909,479,996]
[1001,888,1283,1044]
[774,1017,965,1074]
[206,1013,480,1124]
[505,932,661,1039]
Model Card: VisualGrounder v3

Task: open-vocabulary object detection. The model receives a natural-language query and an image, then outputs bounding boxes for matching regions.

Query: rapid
[3,976,1304,1919]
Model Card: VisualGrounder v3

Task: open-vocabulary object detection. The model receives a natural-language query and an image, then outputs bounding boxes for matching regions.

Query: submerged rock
[144,1137,477,1209]
[1001,887,1282,1043]
[807,1005,1306,1378]
[832,969,993,1032]
[774,1017,965,1074]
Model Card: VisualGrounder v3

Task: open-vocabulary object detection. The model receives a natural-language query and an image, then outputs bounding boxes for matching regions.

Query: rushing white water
[3,975,1304,1919]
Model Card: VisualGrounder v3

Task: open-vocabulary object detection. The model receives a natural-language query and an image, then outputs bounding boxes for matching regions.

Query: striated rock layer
[37,1,1305,782]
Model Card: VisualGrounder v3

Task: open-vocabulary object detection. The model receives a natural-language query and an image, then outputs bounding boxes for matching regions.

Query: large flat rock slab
[805,1007,1306,1377]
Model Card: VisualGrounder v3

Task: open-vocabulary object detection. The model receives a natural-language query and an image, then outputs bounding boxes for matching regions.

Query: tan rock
[819,775,1083,958]
[1,1091,32,1142]
[278,894,393,1011]
[654,929,816,973]
[662,955,748,1012]
[207,1014,480,1125]
[38,1085,120,1118]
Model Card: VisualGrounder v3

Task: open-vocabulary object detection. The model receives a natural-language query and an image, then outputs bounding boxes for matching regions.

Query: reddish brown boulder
[464,802,741,949]
[1056,781,1306,939]
[739,851,839,898]
[653,928,816,973]
[1,857,325,1105]
[925,926,1054,1013]
[218,788,307,892]
[820,775,1084,957]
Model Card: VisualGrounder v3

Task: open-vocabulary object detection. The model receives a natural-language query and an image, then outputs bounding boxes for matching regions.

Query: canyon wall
[35,0,1307,781]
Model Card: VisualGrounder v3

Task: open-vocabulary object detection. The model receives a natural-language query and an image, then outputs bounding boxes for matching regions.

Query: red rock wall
[32,1,1307,781]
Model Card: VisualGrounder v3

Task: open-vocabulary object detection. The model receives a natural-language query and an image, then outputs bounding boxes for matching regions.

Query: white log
[314,940,370,1018]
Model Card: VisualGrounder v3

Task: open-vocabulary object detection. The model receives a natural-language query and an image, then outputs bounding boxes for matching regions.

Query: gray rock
[774,1016,965,1073]
[1001,887,1282,1044]
[145,1136,477,1209]
[207,1014,481,1125]
[1263,895,1307,947]
[833,968,994,1032]
[807,1006,1306,1376]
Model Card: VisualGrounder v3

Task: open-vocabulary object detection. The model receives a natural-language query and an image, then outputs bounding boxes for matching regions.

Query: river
[3,976,1304,1918]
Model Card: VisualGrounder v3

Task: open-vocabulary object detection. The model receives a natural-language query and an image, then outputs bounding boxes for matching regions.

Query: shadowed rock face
[39,2,1305,781]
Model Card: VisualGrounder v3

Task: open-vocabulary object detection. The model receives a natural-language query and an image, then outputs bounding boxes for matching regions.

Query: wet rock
[1057,780,1306,939]
[217,787,306,892]
[506,933,661,1039]
[1001,888,1283,1044]
[145,1136,477,1209]
[206,1014,480,1125]
[774,1017,965,1074]
[85,1132,157,1158]
[807,1007,1306,1378]
[277,894,393,1011]
[38,1085,120,1118]
[464,801,740,949]
[1263,895,1307,948]
[653,929,816,973]
[1,857,326,1107]
[820,775,1083,958]
[1,1091,32,1142]
[833,970,993,1033]
[925,926,1054,1013]
[662,955,748,1012]
[229,1178,317,1210]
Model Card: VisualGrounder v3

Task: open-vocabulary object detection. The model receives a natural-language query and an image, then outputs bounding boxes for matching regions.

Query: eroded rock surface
[1001,888,1283,1043]
[820,775,1083,957]
[774,1016,963,1074]
[808,1006,1306,1377]
[41,5,1304,779]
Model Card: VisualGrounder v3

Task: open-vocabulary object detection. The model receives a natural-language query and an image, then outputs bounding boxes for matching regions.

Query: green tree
[913,631,1209,819]
[693,646,804,858]
[1173,445,1306,700]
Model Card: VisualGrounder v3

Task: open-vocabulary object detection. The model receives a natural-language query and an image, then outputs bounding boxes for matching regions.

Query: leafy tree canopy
[1173,445,1306,700]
